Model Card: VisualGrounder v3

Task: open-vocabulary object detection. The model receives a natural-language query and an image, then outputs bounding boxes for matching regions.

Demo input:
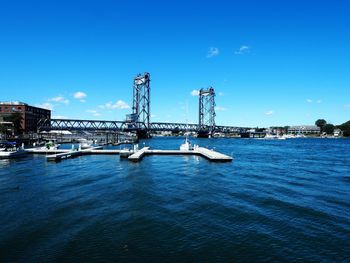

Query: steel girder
[132,72,151,129]
[199,87,216,133]
[37,119,248,133]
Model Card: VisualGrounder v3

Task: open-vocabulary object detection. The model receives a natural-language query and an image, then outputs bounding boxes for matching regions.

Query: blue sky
[0,0,349,127]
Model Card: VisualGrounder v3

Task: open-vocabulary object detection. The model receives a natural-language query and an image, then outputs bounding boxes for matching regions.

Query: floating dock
[128,147,150,162]
[131,147,232,162]
[26,146,232,162]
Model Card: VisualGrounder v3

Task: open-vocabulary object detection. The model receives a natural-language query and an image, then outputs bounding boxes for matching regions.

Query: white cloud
[265,110,274,116]
[73,91,87,102]
[36,103,54,110]
[52,115,67,119]
[218,92,223,96]
[235,45,250,55]
[190,89,200,96]
[215,106,227,111]
[306,99,313,103]
[99,100,130,110]
[49,96,69,104]
[86,109,101,117]
[207,47,219,58]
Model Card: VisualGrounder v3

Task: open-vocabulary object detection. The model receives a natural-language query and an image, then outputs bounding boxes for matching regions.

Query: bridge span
[37,118,250,135]
[36,72,262,138]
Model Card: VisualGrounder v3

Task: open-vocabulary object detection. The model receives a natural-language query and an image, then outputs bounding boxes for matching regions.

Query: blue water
[0,138,349,262]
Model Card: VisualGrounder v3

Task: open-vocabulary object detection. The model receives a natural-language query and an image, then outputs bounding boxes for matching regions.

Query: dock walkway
[26,146,232,162]
[128,147,150,162]
[196,147,233,162]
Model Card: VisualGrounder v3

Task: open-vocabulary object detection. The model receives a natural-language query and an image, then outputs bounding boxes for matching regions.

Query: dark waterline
[1,138,350,262]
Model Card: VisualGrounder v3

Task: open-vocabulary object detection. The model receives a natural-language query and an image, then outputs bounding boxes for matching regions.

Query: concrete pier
[128,147,232,162]
[26,146,232,163]
[196,147,233,162]
[128,147,150,162]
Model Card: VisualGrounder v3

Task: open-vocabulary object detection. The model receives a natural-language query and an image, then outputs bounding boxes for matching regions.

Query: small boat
[263,133,279,140]
[180,137,194,151]
[0,142,27,159]
[39,140,60,150]
[77,138,93,149]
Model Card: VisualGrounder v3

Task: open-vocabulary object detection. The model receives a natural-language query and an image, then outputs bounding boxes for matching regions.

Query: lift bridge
[37,72,250,137]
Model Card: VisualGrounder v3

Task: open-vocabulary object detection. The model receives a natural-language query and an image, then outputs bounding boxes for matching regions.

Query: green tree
[338,121,350,137]
[4,112,23,135]
[315,119,327,132]
[323,123,335,135]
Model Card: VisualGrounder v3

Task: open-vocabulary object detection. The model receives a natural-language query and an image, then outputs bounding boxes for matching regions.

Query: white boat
[0,142,27,159]
[38,140,60,150]
[263,133,279,140]
[77,138,93,149]
[180,137,194,151]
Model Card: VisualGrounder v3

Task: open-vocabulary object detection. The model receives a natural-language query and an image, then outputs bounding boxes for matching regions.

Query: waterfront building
[0,101,51,134]
[287,125,320,134]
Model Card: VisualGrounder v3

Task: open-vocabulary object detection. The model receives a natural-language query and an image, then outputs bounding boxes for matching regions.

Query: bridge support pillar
[198,87,216,138]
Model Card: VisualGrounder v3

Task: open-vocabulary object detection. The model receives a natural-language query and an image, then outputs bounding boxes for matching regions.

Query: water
[0,138,349,262]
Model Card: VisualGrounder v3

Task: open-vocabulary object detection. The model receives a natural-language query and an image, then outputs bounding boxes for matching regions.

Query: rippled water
[0,138,349,262]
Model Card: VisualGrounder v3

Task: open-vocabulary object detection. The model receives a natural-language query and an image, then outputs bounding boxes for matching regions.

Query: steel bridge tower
[129,72,151,137]
[198,87,216,137]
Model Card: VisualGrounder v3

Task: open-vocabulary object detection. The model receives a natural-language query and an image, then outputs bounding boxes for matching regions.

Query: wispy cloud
[52,115,67,119]
[265,110,274,116]
[218,92,223,96]
[190,90,200,96]
[86,109,101,117]
[215,106,227,111]
[306,99,313,103]
[48,96,69,104]
[36,102,54,110]
[235,45,250,55]
[207,47,219,58]
[99,100,130,110]
[73,91,87,102]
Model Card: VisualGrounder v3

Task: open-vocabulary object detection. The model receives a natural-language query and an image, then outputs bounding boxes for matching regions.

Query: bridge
[37,118,248,134]
[37,72,255,137]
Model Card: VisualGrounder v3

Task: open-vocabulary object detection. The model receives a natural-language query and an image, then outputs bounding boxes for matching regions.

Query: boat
[38,140,60,150]
[263,133,279,140]
[0,142,27,159]
[77,138,93,149]
[180,137,194,151]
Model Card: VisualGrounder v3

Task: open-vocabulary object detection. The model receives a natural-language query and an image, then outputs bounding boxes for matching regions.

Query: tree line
[315,119,350,136]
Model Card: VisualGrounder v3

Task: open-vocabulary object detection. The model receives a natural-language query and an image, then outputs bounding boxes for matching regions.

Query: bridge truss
[37,118,247,134]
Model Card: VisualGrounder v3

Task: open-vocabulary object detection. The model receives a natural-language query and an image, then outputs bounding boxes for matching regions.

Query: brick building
[0,102,51,133]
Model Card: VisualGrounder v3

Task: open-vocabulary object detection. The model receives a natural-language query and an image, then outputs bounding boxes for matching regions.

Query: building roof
[288,125,320,130]
[0,101,28,105]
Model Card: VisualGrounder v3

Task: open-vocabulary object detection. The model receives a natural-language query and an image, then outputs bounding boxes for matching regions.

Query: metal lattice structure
[37,118,248,134]
[35,73,258,136]
[198,87,216,136]
[131,72,151,129]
